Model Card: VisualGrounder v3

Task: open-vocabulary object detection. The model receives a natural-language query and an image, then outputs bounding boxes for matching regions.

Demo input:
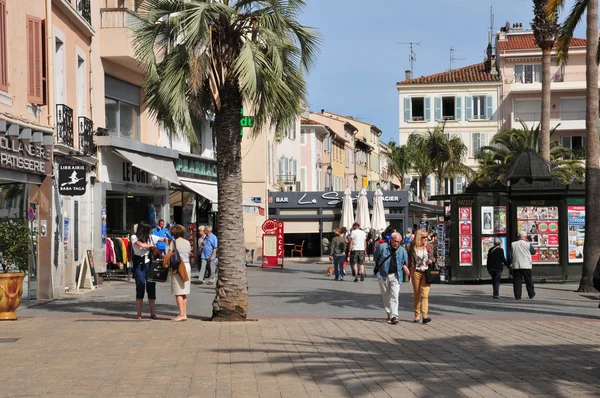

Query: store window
[104,75,141,140]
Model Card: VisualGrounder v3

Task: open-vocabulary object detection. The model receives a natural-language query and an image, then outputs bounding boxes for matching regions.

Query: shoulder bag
[373,249,393,275]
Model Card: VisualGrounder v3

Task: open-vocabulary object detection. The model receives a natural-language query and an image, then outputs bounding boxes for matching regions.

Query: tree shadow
[204,326,600,397]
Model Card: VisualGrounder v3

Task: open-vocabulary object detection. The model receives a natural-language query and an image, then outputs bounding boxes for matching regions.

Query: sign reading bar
[268,190,409,209]
[58,165,86,196]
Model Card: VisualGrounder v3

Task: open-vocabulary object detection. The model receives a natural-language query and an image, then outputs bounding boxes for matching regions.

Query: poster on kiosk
[262,219,284,268]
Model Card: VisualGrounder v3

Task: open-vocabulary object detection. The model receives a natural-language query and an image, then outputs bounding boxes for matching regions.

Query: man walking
[152,219,172,255]
[511,231,536,300]
[199,226,218,285]
[374,232,410,324]
[348,222,367,282]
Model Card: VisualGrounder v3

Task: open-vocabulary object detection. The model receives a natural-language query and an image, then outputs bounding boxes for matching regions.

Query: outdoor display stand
[261,219,284,268]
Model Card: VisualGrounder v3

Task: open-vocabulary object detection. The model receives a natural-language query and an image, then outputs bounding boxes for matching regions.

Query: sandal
[136,315,142,320]
[150,314,158,320]
[172,315,187,322]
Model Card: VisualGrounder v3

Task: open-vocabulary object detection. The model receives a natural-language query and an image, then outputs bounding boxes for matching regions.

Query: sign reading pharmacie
[58,165,86,196]
[268,190,409,209]
[0,134,51,175]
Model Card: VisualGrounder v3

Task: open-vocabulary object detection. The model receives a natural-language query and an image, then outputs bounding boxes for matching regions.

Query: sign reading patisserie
[0,135,50,175]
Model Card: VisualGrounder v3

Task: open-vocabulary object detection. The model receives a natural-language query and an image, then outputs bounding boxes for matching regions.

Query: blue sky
[300,0,587,144]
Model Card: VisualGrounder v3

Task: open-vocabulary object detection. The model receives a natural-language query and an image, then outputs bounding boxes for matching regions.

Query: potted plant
[0,220,33,320]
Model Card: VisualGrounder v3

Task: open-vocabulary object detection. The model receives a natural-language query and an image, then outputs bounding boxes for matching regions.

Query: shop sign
[0,134,51,175]
[122,162,150,184]
[261,219,284,268]
[268,190,408,209]
[175,157,217,181]
[568,206,585,263]
[58,165,86,196]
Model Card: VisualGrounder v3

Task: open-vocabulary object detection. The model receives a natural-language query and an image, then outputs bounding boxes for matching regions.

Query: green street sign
[240,108,255,136]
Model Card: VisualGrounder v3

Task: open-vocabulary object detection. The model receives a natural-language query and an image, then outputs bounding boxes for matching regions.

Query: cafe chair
[291,240,305,257]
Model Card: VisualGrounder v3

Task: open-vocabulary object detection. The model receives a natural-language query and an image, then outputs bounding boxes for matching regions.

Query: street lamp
[353,174,358,191]
[327,164,333,191]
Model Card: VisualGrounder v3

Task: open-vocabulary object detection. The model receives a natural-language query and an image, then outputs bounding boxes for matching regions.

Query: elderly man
[511,231,536,300]
[374,232,410,324]
[198,226,218,285]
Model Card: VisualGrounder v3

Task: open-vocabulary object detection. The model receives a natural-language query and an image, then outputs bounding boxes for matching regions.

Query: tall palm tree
[387,141,410,190]
[532,0,559,163]
[427,127,470,196]
[547,0,599,293]
[133,0,320,319]
[473,123,584,184]
[405,133,435,203]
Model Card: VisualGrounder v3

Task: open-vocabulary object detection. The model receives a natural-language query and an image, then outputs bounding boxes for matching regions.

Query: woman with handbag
[131,221,167,320]
[408,229,435,324]
[168,224,192,322]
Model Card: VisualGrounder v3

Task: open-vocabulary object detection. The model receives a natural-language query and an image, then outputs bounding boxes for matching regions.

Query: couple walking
[374,229,434,325]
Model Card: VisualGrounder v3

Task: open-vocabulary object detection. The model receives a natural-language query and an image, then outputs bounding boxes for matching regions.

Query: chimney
[405,70,412,80]
[320,109,325,114]
[301,105,310,119]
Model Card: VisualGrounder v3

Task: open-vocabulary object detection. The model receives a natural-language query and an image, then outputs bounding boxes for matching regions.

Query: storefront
[0,119,54,299]
[94,137,180,273]
[267,190,409,257]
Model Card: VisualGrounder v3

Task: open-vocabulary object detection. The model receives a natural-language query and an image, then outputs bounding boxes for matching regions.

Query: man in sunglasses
[374,232,410,324]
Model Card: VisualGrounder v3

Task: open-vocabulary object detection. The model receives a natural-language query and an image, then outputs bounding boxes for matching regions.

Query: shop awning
[179,179,218,203]
[113,149,180,185]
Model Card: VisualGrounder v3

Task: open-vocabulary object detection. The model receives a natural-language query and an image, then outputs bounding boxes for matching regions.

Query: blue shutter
[455,97,462,121]
[434,97,442,121]
[424,97,431,121]
[465,96,473,120]
[278,158,283,176]
[403,97,411,122]
[486,95,493,120]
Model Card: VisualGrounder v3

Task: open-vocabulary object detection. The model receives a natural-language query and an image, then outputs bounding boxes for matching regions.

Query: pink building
[300,118,331,191]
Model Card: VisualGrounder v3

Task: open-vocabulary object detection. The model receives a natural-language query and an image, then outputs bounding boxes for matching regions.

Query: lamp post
[327,164,333,191]
[353,174,358,191]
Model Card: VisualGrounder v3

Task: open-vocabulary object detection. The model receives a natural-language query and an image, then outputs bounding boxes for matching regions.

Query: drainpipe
[45,0,54,128]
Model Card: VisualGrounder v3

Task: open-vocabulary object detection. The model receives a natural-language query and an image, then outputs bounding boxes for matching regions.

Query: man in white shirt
[348,222,367,282]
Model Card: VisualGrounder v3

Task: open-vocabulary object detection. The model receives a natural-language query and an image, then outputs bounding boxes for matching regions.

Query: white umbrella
[370,188,386,237]
[340,187,355,230]
[355,188,371,233]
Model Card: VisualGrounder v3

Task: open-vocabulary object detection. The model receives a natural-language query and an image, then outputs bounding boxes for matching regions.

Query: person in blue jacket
[374,232,411,324]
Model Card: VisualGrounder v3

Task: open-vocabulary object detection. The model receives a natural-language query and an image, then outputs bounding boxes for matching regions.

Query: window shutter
[465,96,472,120]
[278,158,283,177]
[293,159,297,177]
[434,97,442,121]
[424,97,431,121]
[0,0,7,91]
[403,97,411,122]
[486,95,493,120]
[455,96,462,121]
[27,16,44,104]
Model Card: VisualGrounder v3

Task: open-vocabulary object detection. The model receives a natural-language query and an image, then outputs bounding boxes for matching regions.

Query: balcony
[512,111,586,131]
[278,174,297,185]
[52,0,93,37]
[75,0,91,24]
[100,6,142,71]
[78,116,96,156]
[508,72,589,92]
[56,104,74,147]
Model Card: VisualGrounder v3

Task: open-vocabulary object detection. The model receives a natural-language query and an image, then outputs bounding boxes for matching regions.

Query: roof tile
[498,33,586,51]
[397,62,501,85]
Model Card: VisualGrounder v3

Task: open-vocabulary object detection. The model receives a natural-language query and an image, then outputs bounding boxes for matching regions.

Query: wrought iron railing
[514,111,586,122]
[76,0,91,24]
[56,104,74,147]
[78,116,96,156]
[278,174,297,185]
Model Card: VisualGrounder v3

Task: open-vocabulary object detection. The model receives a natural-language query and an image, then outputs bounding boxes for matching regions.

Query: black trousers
[513,269,535,299]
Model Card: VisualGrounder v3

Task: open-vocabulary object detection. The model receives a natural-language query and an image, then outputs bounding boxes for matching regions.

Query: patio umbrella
[370,188,386,237]
[355,188,371,233]
[339,187,355,230]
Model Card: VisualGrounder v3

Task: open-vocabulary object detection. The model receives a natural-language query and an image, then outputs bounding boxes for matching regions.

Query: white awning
[180,179,218,203]
[113,148,180,185]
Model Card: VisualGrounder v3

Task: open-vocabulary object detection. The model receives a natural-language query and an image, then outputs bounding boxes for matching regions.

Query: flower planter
[0,273,25,320]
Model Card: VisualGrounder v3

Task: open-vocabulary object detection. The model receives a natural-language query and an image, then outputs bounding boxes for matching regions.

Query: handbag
[176,261,189,282]
[163,241,181,270]
[426,265,441,284]
[147,260,169,283]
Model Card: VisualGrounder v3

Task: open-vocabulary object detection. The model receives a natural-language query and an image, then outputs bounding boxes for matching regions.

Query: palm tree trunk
[540,47,552,163]
[419,176,427,203]
[579,0,600,293]
[211,80,249,320]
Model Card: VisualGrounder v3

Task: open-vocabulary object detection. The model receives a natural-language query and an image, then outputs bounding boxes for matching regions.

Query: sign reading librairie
[58,165,86,196]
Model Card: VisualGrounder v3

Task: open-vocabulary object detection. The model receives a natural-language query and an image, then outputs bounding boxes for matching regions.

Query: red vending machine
[261,219,284,268]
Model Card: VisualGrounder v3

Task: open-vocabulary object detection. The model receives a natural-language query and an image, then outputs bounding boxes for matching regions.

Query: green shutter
[465,96,472,120]
[486,95,493,120]
[404,97,411,121]
[424,97,431,121]
[434,97,442,121]
[455,97,462,121]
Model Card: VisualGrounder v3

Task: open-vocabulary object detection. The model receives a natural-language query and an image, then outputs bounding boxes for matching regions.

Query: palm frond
[555,0,588,64]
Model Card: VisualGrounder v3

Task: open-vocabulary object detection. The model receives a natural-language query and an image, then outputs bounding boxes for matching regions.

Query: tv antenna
[488,5,495,47]
[396,41,421,75]
[449,47,465,70]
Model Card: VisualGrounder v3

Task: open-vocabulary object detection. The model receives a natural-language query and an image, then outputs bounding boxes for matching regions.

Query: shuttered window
[27,15,44,104]
[0,0,7,91]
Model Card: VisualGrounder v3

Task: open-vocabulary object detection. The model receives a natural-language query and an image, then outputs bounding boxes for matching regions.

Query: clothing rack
[104,233,133,282]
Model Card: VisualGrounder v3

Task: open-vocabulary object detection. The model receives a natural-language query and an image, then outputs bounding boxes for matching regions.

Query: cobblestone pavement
[3,263,600,397]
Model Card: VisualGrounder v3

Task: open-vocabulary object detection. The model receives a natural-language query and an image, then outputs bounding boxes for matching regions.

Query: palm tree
[387,141,410,190]
[547,0,599,293]
[473,123,584,184]
[405,133,435,203]
[532,0,559,163]
[133,0,320,319]
[427,126,470,196]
